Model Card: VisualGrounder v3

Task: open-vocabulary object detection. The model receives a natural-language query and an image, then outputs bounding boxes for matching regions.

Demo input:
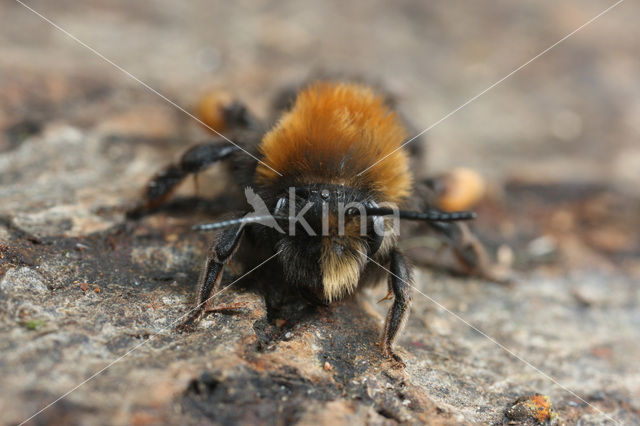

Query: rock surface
[1,1,639,425]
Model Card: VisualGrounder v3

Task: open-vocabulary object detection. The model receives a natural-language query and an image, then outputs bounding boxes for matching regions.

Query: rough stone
[1,2,639,425]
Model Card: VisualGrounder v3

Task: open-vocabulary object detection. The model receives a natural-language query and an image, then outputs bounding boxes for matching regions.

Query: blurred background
[3,0,639,185]
[1,0,639,424]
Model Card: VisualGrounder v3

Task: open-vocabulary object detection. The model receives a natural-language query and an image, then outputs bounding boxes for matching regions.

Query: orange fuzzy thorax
[256,82,412,204]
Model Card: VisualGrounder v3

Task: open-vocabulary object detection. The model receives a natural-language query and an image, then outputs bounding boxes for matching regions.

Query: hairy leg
[129,93,262,218]
[177,224,244,331]
[412,177,506,283]
[381,249,413,366]
[127,142,240,217]
[426,220,491,275]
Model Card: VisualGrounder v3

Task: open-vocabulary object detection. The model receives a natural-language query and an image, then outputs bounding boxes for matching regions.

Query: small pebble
[323,362,332,371]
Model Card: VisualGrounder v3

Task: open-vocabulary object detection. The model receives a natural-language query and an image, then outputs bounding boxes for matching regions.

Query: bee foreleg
[381,249,412,366]
[177,224,244,331]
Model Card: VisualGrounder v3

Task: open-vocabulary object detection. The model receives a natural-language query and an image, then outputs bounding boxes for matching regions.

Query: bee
[131,81,494,364]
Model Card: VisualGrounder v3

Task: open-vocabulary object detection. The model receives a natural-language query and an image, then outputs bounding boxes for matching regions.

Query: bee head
[194,184,475,302]
[268,184,380,303]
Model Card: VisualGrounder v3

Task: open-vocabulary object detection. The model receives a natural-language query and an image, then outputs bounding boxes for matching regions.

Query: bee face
[275,230,369,304]
[272,184,379,303]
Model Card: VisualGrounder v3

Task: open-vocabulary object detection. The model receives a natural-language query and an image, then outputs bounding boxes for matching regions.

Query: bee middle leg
[127,141,239,217]
[412,179,506,283]
[426,220,511,284]
[177,224,244,331]
[381,249,413,366]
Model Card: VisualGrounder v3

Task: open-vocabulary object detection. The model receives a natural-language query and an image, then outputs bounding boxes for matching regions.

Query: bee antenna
[362,207,476,222]
[192,215,288,231]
